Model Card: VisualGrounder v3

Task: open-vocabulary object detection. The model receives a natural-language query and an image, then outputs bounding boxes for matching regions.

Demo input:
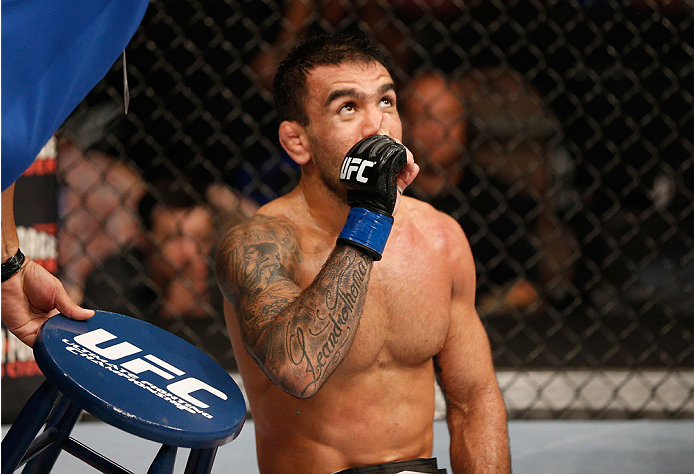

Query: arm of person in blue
[1,0,149,346]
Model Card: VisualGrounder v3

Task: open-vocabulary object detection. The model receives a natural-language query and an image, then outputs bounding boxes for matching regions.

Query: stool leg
[62,437,134,474]
[21,395,82,474]
[1,380,59,474]
[183,448,218,474]
[147,445,178,474]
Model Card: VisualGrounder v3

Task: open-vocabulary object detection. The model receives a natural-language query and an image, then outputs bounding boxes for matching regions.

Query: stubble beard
[309,138,348,204]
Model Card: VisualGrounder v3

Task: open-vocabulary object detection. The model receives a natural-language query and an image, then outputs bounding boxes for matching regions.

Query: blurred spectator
[57,114,146,304]
[402,69,579,316]
[243,0,368,91]
[83,178,214,319]
[206,181,260,236]
[243,0,425,87]
[82,176,255,365]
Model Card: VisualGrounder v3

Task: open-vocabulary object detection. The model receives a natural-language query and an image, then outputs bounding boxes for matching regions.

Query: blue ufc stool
[2,311,246,474]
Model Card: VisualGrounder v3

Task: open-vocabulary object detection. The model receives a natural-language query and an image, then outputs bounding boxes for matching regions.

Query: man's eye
[339,103,355,115]
[380,97,394,107]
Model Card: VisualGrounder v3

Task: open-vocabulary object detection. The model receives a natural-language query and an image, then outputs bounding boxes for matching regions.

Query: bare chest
[296,231,452,371]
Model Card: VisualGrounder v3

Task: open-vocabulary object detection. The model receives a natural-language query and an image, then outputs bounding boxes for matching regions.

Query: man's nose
[175,235,200,260]
[361,107,382,138]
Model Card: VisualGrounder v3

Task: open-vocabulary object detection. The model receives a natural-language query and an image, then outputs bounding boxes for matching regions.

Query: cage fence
[25,0,694,419]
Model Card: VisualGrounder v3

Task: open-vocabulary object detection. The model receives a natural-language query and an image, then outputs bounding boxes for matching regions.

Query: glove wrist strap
[337,207,393,261]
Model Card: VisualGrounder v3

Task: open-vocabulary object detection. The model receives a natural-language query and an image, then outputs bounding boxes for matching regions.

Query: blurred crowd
[20,0,689,371]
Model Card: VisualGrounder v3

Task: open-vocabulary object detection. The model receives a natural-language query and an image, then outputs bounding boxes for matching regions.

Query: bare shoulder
[220,212,300,251]
[218,195,300,252]
[400,197,475,292]
[402,196,471,255]
[215,208,302,300]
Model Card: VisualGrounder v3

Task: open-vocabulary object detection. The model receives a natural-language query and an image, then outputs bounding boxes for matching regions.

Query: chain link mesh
[58,0,693,419]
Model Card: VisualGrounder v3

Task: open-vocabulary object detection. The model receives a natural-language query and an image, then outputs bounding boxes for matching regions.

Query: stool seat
[2,311,246,474]
[34,311,246,448]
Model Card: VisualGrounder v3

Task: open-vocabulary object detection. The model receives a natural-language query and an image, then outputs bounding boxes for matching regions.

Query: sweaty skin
[216,62,509,473]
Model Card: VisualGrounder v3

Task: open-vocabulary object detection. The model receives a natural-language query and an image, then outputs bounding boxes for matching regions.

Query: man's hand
[1,259,94,347]
[340,114,418,217]
[337,114,419,261]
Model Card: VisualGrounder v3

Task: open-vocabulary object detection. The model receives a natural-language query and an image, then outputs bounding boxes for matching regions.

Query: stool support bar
[1,381,59,474]
[22,395,83,474]
[63,437,134,474]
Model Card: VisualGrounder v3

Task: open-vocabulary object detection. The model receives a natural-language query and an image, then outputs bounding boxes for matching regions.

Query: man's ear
[279,121,311,165]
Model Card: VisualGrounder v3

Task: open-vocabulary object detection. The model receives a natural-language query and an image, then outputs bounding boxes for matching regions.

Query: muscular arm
[2,184,20,261]
[434,217,510,473]
[2,184,93,347]
[216,214,372,398]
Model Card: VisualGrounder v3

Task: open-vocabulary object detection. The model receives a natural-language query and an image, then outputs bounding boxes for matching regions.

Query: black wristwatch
[2,248,26,282]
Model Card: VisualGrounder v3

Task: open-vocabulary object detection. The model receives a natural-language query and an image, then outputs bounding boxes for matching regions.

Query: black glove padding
[339,134,408,217]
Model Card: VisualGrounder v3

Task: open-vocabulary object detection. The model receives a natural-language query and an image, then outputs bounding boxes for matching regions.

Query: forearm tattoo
[216,215,372,397]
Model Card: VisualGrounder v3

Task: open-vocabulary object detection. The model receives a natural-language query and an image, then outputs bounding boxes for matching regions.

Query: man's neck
[295,174,350,236]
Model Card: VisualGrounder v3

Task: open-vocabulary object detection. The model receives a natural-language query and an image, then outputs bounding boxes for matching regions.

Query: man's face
[403,74,466,172]
[302,61,401,195]
[148,205,215,283]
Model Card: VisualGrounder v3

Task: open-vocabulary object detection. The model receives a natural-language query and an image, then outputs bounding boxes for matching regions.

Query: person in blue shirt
[1,0,148,346]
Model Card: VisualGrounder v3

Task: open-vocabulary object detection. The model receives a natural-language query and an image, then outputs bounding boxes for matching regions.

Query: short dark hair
[138,177,204,231]
[272,32,392,126]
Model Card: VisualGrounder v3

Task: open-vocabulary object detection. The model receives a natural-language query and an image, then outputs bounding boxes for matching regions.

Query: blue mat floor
[4,419,694,473]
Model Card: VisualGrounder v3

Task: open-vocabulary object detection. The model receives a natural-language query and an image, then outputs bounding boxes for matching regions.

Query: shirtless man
[216,33,510,474]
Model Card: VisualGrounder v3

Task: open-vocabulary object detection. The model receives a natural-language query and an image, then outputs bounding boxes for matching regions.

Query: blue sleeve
[1,0,149,190]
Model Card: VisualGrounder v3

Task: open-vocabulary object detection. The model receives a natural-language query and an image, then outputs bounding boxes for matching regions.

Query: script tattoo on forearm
[286,250,370,396]
[216,215,372,397]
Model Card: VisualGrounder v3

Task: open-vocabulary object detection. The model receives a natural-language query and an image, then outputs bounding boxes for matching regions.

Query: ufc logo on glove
[340,156,375,183]
[337,134,408,261]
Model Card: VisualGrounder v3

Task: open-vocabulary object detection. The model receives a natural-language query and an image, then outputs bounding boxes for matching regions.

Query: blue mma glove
[337,134,408,260]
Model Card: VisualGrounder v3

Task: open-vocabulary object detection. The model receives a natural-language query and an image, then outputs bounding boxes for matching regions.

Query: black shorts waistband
[332,457,447,474]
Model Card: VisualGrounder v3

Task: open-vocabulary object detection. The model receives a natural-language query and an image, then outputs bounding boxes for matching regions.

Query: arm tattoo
[216,214,373,397]
[285,249,371,396]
